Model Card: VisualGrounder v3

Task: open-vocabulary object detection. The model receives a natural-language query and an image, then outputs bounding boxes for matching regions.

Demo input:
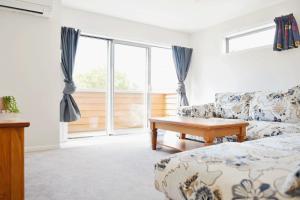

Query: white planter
[0,113,20,120]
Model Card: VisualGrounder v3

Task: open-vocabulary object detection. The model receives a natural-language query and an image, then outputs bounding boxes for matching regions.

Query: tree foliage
[75,68,137,90]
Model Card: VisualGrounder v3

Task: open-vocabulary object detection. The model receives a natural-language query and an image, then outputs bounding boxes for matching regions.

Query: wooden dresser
[0,120,30,200]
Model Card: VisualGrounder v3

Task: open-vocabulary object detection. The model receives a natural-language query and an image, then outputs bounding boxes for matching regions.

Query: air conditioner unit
[0,0,53,17]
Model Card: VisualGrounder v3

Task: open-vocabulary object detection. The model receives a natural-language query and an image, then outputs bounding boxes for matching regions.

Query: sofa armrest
[177,106,193,117]
[191,103,216,118]
[177,103,216,118]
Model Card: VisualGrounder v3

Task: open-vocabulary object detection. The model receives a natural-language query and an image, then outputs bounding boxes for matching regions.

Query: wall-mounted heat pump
[0,0,53,17]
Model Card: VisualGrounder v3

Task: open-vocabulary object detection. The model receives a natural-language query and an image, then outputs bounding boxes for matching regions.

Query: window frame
[225,23,276,54]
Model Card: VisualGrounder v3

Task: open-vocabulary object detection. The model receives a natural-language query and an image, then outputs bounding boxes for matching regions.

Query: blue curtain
[60,27,81,122]
[172,46,193,106]
[274,13,300,51]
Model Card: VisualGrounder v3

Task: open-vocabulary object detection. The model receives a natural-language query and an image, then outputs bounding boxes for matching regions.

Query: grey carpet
[25,133,176,200]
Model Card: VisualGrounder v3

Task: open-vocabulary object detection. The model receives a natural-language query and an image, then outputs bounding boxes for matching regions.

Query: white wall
[61,7,190,47]
[187,0,300,104]
[0,1,62,150]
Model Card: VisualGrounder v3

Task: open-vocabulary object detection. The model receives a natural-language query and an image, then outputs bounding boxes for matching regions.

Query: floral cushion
[191,103,216,118]
[215,92,254,120]
[154,134,300,200]
[281,167,300,195]
[178,103,216,118]
[177,106,193,117]
[249,89,300,123]
[288,85,300,96]
[247,120,300,140]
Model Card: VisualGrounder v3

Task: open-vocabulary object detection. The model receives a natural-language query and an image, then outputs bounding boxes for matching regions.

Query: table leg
[151,123,157,150]
[237,126,246,142]
[179,133,186,139]
[204,136,214,146]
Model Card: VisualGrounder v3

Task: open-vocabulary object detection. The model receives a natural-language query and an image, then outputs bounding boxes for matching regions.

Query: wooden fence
[68,91,176,133]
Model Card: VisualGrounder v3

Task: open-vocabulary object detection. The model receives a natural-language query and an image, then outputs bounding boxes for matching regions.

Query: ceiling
[62,0,289,33]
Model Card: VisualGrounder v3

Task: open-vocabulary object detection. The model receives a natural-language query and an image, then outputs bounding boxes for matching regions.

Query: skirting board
[25,144,59,153]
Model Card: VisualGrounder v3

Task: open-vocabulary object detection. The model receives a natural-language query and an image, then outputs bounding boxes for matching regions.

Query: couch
[177,85,300,142]
[154,85,300,199]
[154,133,300,199]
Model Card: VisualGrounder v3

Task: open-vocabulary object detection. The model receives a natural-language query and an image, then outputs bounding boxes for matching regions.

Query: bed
[154,133,300,200]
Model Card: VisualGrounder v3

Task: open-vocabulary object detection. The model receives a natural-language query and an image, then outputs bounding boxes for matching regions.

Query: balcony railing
[68,91,177,133]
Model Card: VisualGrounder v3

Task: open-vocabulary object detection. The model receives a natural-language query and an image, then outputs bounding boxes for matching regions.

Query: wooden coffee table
[149,116,249,151]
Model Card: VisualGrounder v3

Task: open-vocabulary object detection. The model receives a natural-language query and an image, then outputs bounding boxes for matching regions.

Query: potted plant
[0,96,20,120]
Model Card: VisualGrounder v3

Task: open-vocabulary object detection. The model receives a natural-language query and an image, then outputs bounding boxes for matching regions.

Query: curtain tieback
[63,80,76,95]
[177,82,186,95]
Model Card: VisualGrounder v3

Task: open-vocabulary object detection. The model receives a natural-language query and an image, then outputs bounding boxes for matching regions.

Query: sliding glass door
[112,43,148,131]
[69,36,108,137]
[150,47,177,117]
[68,35,176,138]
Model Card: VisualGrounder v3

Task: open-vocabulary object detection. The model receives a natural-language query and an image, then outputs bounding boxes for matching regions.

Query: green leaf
[2,96,20,113]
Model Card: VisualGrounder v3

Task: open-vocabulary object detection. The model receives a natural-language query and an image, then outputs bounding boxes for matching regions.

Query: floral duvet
[154,134,300,200]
